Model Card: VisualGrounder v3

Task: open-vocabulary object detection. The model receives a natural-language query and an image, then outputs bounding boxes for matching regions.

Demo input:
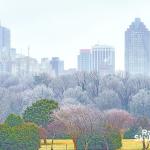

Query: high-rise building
[10,48,16,61]
[39,58,55,76]
[40,58,50,72]
[91,44,115,75]
[12,55,39,76]
[0,25,10,50]
[125,18,150,75]
[0,25,12,73]
[50,57,64,76]
[78,49,91,72]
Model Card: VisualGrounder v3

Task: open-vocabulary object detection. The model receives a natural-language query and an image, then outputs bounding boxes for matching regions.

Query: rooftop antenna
[26,46,30,74]
[28,46,30,58]
[20,49,23,57]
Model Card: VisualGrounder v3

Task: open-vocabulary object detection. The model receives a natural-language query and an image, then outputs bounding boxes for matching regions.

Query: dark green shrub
[77,129,122,150]
[124,126,139,139]
[23,99,58,127]
[0,123,40,150]
[5,114,24,127]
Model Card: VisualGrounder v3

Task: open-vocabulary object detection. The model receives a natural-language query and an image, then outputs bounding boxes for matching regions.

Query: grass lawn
[39,139,150,150]
[119,139,150,150]
[39,139,74,150]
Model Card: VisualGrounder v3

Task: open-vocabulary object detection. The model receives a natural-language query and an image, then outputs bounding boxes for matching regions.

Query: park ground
[39,139,150,150]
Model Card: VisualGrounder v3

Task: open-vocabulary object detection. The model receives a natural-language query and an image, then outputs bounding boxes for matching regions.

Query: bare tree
[47,120,65,150]
[63,86,90,105]
[142,137,150,150]
[87,72,102,98]
[130,89,150,117]
[54,105,103,150]
[104,109,134,136]
[93,89,121,110]
[73,72,89,91]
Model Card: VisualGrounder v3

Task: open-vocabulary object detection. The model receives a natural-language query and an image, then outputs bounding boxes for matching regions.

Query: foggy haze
[0,0,150,70]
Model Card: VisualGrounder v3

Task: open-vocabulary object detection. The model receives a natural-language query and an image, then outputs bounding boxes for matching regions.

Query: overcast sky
[0,0,150,70]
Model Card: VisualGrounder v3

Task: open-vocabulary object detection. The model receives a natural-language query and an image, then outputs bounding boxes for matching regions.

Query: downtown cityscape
[1,0,150,150]
[1,18,150,77]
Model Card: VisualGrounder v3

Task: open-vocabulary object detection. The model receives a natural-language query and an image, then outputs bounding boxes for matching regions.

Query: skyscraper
[0,25,10,50]
[78,49,91,72]
[39,58,55,76]
[0,25,11,73]
[50,57,64,76]
[125,18,150,75]
[91,44,115,75]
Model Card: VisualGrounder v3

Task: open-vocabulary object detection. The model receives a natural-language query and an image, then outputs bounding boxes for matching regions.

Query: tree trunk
[51,139,54,150]
[142,137,150,150]
[105,142,109,150]
[73,139,77,150]
[44,138,47,145]
[84,142,88,150]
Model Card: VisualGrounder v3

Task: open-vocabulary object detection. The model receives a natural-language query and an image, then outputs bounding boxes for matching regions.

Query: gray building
[91,44,115,75]
[78,49,91,72]
[125,18,150,75]
[0,25,12,73]
[10,48,16,61]
[0,25,10,50]
[50,57,64,76]
[12,55,39,76]
[39,58,55,76]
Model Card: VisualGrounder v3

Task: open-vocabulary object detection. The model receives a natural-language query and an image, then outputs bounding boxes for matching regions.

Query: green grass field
[39,139,150,150]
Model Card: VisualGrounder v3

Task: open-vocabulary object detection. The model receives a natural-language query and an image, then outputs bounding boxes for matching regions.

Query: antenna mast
[27,46,30,74]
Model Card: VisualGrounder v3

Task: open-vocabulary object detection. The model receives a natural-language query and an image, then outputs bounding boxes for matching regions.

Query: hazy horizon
[0,0,150,70]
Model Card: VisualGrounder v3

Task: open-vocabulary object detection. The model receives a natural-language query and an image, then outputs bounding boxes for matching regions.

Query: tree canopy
[4,114,24,127]
[23,99,58,127]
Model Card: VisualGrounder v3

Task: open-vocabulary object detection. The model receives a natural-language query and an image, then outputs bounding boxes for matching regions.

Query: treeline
[1,98,150,150]
[1,72,150,120]
[0,99,131,150]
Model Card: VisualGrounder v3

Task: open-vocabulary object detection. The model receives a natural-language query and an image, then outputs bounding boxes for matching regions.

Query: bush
[124,126,139,139]
[0,123,40,150]
[105,128,122,150]
[77,129,122,150]
[5,114,24,127]
[77,134,104,150]
[23,99,58,127]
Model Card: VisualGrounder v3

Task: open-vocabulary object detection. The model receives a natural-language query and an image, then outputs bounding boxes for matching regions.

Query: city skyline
[0,0,150,70]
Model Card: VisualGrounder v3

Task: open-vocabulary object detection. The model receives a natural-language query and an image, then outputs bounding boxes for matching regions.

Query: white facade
[12,55,39,76]
[39,58,55,76]
[91,44,115,75]
[62,68,77,75]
